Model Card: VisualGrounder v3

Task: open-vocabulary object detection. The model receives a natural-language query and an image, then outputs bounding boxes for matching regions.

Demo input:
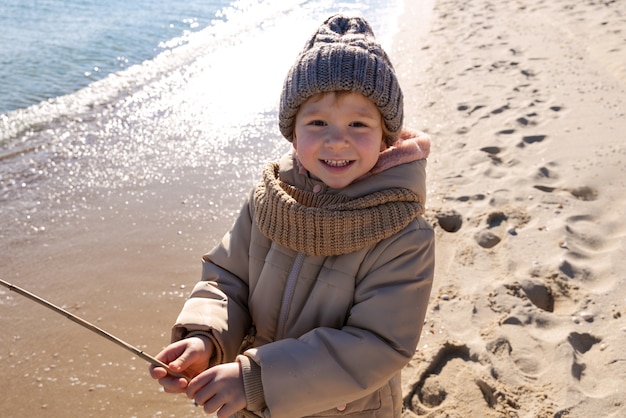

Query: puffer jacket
[172,130,435,417]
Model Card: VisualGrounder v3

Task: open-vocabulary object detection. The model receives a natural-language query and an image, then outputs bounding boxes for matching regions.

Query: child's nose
[324,128,349,148]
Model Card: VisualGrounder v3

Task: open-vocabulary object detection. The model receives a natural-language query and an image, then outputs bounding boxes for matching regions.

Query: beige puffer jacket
[173,131,435,417]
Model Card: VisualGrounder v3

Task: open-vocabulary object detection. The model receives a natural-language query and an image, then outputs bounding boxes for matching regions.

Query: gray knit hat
[279,14,404,145]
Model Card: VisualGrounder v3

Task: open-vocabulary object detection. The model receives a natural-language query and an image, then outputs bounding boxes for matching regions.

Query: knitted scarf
[253,131,430,256]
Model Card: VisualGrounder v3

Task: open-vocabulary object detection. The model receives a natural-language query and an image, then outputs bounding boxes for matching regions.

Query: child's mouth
[323,160,352,167]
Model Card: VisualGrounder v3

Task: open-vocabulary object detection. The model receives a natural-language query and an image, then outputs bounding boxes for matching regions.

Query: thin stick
[0,278,188,381]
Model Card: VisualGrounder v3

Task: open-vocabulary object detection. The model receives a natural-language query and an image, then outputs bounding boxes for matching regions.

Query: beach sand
[395,0,626,417]
[1,0,625,417]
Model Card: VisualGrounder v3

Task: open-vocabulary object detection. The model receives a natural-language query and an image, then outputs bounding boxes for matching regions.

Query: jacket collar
[253,153,426,256]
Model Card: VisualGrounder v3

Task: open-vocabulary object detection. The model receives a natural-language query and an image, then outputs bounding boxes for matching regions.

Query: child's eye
[349,121,367,128]
[309,120,326,126]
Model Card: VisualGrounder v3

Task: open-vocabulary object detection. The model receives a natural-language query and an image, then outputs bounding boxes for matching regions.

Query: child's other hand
[187,362,246,418]
[149,336,214,393]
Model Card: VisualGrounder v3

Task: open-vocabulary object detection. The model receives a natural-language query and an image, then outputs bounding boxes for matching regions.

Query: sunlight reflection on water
[0,0,402,244]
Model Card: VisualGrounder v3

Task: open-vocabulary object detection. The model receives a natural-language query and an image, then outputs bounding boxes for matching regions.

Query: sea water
[0,0,223,114]
[0,0,403,245]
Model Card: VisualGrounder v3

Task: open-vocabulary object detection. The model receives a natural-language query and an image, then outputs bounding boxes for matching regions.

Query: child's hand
[149,336,214,393]
[187,362,246,418]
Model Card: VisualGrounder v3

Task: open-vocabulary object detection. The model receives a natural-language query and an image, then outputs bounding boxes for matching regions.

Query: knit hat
[279,14,404,145]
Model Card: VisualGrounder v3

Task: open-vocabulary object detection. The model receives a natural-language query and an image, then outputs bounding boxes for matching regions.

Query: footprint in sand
[532,183,599,202]
[404,341,526,417]
[474,211,506,248]
[567,186,599,201]
[486,258,586,319]
[516,113,538,127]
[533,163,560,181]
[473,208,530,249]
[560,215,605,260]
[475,230,501,249]
[404,342,473,412]
[567,332,602,380]
[488,280,555,318]
[480,146,504,165]
[490,104,510,115]
[519,279,555,312]
[531,162,598,202]
[456,102,513,121]
[517,134,547,147]
[485,333,552,381]
[506,104,564,148]
[496,128,516,135]
[456,104,479,113]
[554,212,623,295]
[433,209,463,233]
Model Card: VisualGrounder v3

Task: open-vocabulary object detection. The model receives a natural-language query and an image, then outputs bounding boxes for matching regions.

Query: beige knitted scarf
[253,162,425,257]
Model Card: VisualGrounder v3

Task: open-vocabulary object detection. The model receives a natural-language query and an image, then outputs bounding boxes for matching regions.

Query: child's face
[293,92,384,189]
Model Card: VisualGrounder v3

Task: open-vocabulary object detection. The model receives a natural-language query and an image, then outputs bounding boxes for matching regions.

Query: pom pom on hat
[279,14,404,145]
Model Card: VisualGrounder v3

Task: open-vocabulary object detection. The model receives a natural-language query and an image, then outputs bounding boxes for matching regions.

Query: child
[150,13,434,418]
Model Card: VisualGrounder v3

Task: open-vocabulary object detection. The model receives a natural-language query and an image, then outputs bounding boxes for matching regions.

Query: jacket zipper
[275,252,306,340]
[238,325,256,354]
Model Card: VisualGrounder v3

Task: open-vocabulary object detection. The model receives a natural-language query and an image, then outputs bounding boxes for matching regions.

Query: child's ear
[292,136,298,150]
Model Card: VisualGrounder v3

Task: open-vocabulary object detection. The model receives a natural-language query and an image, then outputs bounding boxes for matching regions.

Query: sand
[395,0,626,417]
[1,0,625,417]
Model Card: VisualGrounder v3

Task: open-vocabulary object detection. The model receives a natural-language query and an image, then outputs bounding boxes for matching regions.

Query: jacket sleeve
[244,217,435,417]
[171,193,255,365]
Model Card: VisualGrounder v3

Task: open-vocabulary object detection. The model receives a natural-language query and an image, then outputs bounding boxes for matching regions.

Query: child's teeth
[325,160,350,167]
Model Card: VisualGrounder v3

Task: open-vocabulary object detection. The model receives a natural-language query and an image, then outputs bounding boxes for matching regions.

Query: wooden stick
[0,278,188,381]
[1,279,264,416]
